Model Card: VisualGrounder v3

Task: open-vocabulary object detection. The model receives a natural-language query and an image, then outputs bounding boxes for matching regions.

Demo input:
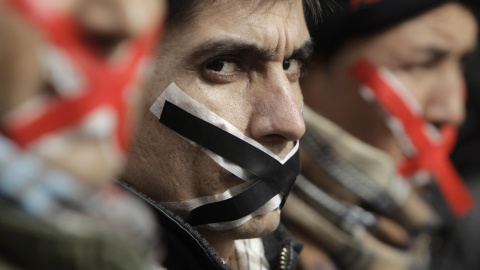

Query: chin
[230,209,281,240]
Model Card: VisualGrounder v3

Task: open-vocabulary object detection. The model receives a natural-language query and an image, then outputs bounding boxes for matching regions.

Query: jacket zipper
[279,246,289,269]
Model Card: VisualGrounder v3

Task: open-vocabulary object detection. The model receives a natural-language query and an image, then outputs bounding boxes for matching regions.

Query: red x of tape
[351,58,474,217]
[1,0,162,153]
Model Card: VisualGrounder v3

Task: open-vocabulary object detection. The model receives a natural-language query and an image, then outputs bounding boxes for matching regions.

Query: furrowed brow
[189,39,277,61]
[288,40,314,63]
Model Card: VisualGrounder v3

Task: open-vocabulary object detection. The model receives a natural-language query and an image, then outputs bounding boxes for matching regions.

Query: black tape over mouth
[159,101,300,226]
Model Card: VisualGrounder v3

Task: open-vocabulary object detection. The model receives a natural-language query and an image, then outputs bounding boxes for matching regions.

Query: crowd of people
[0,0,479,269]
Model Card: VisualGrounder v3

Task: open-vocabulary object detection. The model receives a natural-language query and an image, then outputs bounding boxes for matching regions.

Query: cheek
[394,70,437,106]
[123,85,143,141]
[188,82,252,133]
[0,11,43,117]
[292,83,304,107]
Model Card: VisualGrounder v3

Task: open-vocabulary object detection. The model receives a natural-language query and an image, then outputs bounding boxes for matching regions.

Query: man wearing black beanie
[313,0,478,60]
[283,1,479,269]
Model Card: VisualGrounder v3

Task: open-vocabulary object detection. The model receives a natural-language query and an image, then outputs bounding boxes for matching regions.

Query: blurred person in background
[0,0,166,269]
[282,1,480,269]
[119,0,327,269]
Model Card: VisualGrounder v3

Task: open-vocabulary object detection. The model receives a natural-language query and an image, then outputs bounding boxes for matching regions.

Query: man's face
[131,0,310,237]
[0,0,165,186]
[309,2,477,162]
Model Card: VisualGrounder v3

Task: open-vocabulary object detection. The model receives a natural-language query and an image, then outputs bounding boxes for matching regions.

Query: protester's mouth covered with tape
[123,0,310,238]
[149,83,301,231]
[345,2,478,217]
[351,58,475,217]
[0,0,164,187]
[347,4,478,218]
[302,2,478,218]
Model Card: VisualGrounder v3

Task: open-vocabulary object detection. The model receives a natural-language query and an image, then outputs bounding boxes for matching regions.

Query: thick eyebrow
[189,39,277,62]
[414,47,449,62]
[289,41,314,63]
[413,46,478,67]
[188,39,313,63]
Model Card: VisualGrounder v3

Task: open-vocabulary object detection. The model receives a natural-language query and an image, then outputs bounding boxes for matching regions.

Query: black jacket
[118,180,302,270]
[152,201,302,270]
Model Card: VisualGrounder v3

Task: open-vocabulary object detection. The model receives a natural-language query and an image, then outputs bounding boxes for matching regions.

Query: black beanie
[313,0,479,58]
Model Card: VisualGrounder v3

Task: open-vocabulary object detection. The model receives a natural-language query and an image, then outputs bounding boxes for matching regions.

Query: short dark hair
[166,0,329,27]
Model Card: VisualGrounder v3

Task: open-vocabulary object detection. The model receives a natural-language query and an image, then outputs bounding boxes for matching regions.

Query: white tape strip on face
[161,181,257,218]
[196,195,283,231]
[359,85,418,157]
[162,180,283,230]
[358,66,444,157]
[378,67,445,145]
[150,82,298,230]
[150,83,298,177]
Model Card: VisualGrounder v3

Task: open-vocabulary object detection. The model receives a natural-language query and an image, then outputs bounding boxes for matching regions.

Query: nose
[423,65,466,127]
[248,67,306,153]
[77,0,165,50]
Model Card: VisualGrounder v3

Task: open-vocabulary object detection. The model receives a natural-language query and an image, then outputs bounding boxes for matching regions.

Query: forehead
[164,0,309,58]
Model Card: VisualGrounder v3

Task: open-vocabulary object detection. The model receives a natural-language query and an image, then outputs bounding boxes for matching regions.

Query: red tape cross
[351,58,474,217]
[2,0,161,152]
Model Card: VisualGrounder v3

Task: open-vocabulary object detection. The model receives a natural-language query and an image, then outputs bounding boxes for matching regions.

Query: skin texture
[0,0,166,187]
[302,2,478,162]
[124,0,311,262]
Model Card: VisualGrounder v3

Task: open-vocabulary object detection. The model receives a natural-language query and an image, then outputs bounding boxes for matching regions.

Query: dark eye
[283,59,301,72]
[402,62,433,72]
[205,60,240,73]
[283,59,303,82]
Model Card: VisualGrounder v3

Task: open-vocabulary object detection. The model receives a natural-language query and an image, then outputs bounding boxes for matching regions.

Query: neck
[197,229,235,263]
